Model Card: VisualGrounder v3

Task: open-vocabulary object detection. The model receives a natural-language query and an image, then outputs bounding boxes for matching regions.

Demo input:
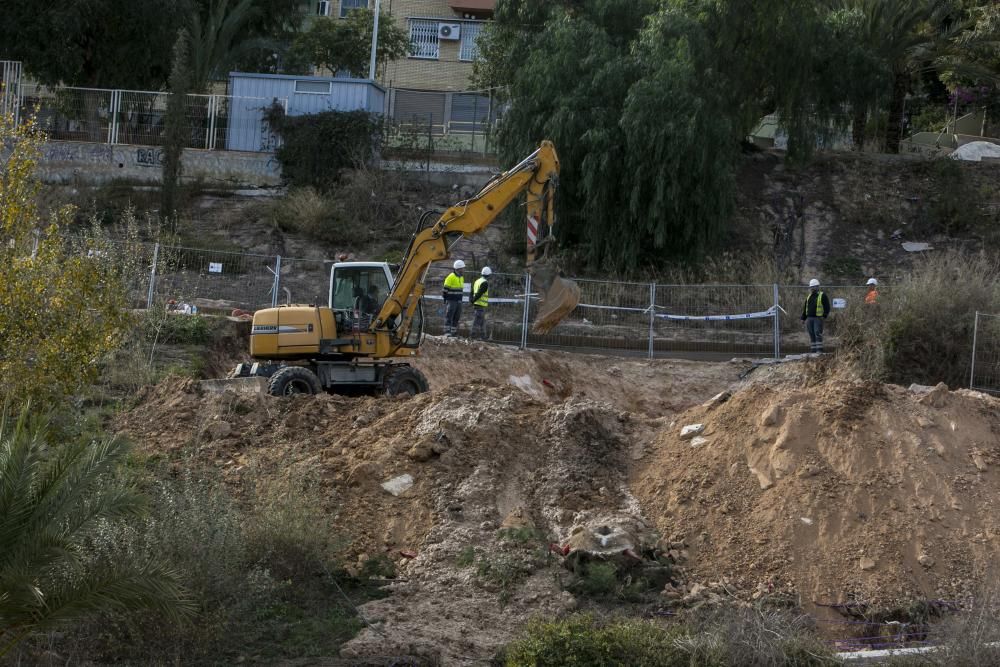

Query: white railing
[1,60,22,125]
[17,83,287,153]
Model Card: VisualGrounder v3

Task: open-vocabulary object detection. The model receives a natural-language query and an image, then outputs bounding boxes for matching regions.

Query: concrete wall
[35,141,281,187]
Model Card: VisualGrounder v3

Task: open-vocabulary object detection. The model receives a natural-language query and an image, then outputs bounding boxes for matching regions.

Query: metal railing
[1,60,22,125]
[85,238,895,359]
[17,83,286,152]
[971,312,1000,394]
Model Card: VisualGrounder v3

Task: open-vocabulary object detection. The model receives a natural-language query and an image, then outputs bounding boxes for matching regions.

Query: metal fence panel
[526,278,651,354]
[653,284,776,357]
[153,245,276,311]
[21,83,113,143]
[777,284,869,353]
[971,312,1000,394]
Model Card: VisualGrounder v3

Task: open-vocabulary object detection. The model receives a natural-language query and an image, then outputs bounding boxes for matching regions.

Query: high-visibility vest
[803,291,826,318]
[865,289,878,305]
[443,272,464,300]
[473,277,489,307]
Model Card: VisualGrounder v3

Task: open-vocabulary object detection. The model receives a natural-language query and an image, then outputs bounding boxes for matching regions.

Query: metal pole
[272,255,282,308]
[146,242,160,308]
[773,283,780,359]
[206,95,216,150]
[647,282,656,359]
[368,0,381,81]
[520,273,531,349]
[970,311,980,389]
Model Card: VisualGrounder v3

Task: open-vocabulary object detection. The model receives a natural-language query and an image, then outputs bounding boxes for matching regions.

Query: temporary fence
[17,82,286,152]
[1,60,22,125]
[112,240,886,359]
[971,312,1000,394]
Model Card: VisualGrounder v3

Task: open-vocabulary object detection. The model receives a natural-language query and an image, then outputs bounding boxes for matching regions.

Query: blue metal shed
[226,73,386,152]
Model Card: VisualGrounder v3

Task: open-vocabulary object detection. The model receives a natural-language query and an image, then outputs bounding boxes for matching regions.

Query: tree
[0,409,191,657]
[162,30,192,223]
[0,116,135,406]
[288,9,410,77]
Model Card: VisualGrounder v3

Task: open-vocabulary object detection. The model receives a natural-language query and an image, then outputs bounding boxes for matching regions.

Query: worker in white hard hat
[470,266,492,339]
[865,277,879,305]
[801,278,831,353]
[442,259,466,336]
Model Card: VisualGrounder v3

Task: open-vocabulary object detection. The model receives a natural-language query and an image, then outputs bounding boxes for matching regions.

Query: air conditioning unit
[438,23,462,40]
[316,0,331,16]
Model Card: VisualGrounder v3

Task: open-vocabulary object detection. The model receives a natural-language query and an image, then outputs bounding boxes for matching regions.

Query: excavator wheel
[383,365,430,397]
[268,366,322,397]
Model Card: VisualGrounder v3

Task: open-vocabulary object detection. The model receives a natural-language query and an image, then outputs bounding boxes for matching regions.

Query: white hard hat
[481,266,492,276]
[808,278,820,288]
[453,259,466,270]
[867,278,878,286]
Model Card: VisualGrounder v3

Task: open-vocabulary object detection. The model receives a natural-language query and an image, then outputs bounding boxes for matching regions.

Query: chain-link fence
[971,312,1000,394]
[112,239,897,359]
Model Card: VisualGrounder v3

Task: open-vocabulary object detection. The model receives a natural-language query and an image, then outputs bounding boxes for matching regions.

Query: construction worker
[801,278,831,353]
[865,277,879,304]
[442,259,466,336]
[470,266,492,339]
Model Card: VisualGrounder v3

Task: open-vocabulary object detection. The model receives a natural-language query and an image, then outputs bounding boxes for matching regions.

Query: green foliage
[838,250,1000,386]
[25,476,375,663]
[922,158,980,236]
[0,409,191,657]
[0,117,138,408]
[455,545,476,567]
[188,0,270,93]
[287,9,409,76]
[502,615,681,667]
[267,107,382,190]
[503,610,836,667]
[162,30,191,225]
[270,186,368,247]
[146,314,214,345]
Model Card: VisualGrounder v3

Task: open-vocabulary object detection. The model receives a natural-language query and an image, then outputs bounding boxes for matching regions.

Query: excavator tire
[268,366,322,397]
[383,365,430,397]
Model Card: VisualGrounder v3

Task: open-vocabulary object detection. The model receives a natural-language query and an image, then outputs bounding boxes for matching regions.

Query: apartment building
[314,0,498,134]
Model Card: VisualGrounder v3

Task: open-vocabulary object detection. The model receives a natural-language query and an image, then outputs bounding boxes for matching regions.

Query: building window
[316,0,331,16]
[459,22,484,61]
[295,80,332,94]
[340,0,367,18]
[409,19,440,59]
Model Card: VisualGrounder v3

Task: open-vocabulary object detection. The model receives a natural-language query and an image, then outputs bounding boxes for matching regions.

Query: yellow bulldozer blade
[532,274,580,334]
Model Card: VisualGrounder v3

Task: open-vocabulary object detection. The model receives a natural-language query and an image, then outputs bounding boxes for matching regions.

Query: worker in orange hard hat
[864,278,879,304]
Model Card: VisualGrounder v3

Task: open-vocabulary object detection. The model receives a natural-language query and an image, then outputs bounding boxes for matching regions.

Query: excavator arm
[371,140,578,354]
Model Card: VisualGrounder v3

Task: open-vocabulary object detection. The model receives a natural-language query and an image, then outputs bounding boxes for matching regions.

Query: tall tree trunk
[851,106,866,151]
[884,71,908,154]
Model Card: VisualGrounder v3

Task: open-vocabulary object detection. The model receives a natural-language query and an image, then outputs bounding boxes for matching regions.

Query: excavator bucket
[530,262,580,334]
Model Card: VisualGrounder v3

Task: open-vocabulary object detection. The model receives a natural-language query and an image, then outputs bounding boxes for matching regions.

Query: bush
[502,611,836,667]
[27,477,371,665]
[837,250,1000,386]
[270,186,369,247]
[267,106,382,190]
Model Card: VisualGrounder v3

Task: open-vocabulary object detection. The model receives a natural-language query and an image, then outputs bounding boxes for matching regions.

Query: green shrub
[267,106,382,190]
[145,313,213,345]
[837,250,1000,386]
[270,186,370,248]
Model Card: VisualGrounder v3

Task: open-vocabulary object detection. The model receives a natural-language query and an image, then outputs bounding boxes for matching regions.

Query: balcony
[448,0,494,18]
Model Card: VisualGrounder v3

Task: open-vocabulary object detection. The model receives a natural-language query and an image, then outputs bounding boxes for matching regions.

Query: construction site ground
[115,336,1000,665]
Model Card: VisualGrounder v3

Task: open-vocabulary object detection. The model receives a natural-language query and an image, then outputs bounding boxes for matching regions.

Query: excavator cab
[329,262,422,348]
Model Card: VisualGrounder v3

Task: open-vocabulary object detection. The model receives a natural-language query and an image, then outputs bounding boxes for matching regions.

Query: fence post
[773,283,781,360]
[970,311,980,389]
[520,272,531,350]
[647,282,656,359]
[271,255,282,308]
[146,242,159,308]
[206,95,216,150]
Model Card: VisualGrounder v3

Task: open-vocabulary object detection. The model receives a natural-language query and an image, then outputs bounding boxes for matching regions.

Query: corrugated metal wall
[226,74,387,151]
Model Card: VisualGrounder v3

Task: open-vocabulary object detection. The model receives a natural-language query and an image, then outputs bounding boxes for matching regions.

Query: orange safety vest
[865,289,878,305]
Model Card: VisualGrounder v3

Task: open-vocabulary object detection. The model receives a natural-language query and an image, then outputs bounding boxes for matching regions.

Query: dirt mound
[633,367,1000,612]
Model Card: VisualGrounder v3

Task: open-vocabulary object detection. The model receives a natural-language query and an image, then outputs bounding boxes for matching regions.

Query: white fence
[17,82,286,152]
[1,60,22,124]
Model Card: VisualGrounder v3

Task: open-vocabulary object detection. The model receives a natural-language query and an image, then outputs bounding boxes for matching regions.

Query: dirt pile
[633,363,1000,611]
[118,373,666,663]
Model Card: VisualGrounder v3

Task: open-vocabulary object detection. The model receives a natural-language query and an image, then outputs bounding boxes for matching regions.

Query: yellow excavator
[233,140,579,396]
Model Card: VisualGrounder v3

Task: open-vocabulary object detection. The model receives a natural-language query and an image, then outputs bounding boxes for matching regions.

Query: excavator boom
[372,140,578,350]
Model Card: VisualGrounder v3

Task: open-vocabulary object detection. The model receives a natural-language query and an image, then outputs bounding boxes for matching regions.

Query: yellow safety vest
[803,291,826,318]
[473,277,489,307]
[443,272,464,300]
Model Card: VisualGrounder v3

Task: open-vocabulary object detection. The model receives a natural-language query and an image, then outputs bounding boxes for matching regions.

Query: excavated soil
[116,344,1000,665]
